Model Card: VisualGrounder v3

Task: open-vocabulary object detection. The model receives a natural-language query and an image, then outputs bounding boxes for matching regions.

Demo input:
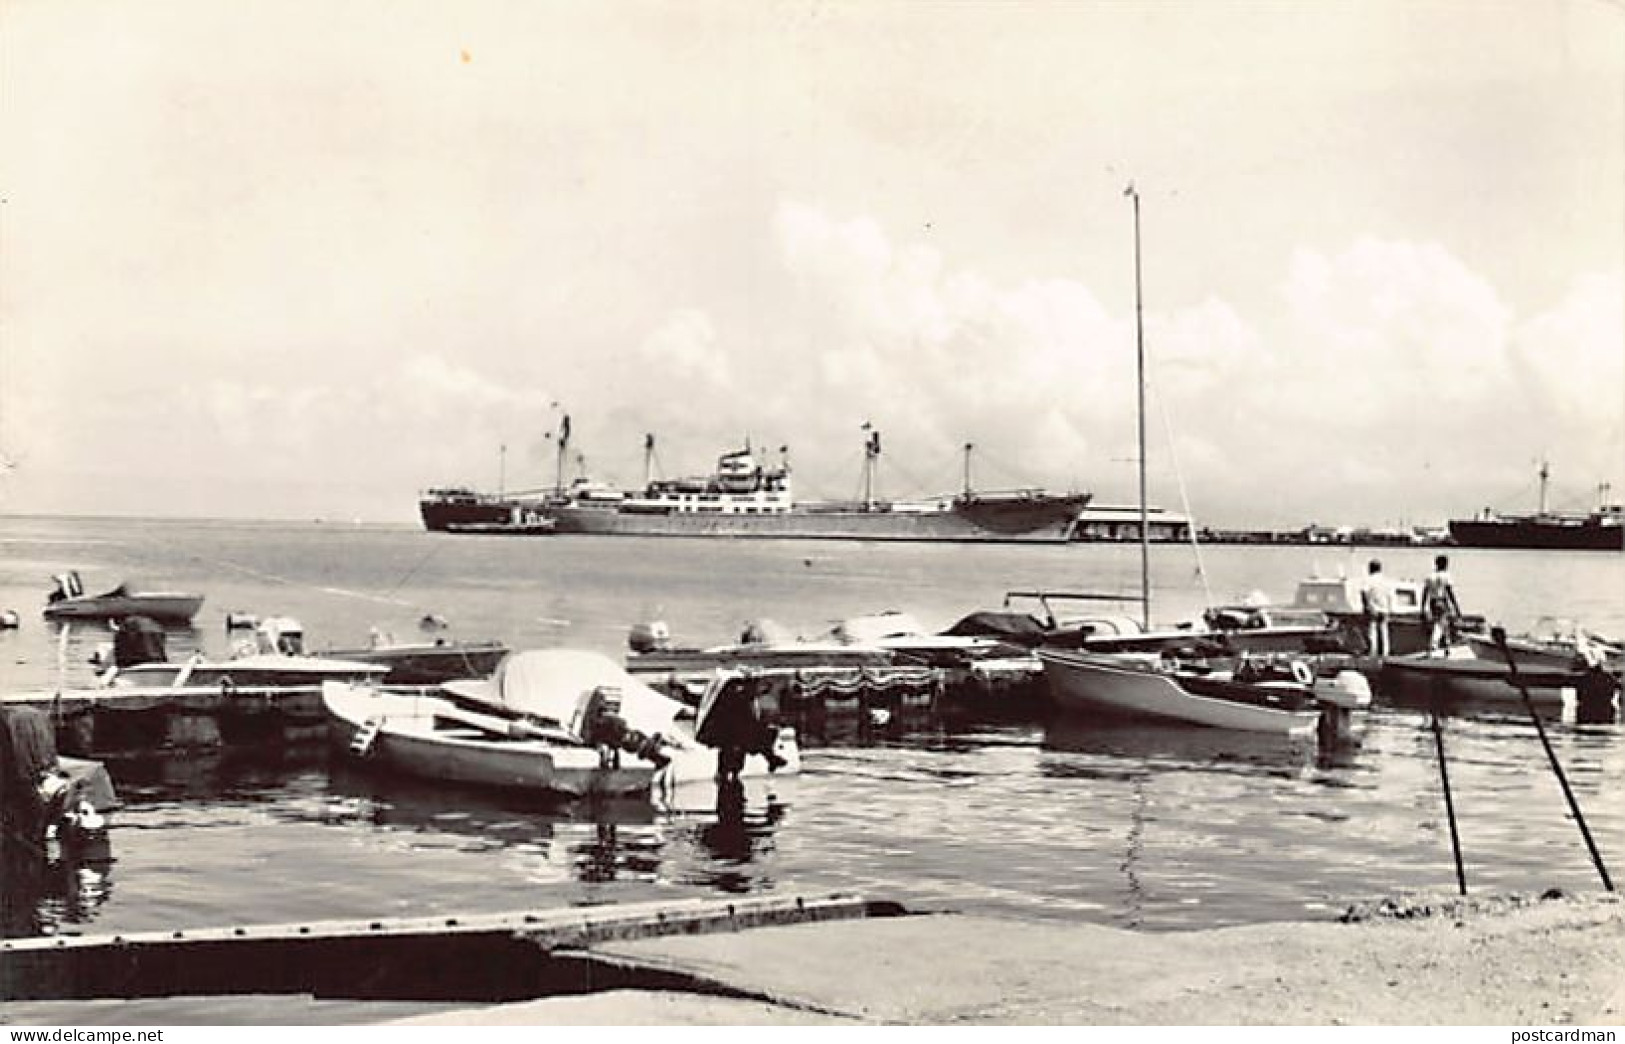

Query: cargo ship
[419,487,549,532]
[1447,464,1624,551]
[426,426,1090,543]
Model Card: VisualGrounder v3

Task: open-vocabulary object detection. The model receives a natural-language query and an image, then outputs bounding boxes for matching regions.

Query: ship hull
[546,496,1088,543]
[1448,519,1624,551]
[420,497,533,532]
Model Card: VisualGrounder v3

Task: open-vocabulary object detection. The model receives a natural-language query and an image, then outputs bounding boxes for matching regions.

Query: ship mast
[499,443,507,498]
[862,425,881,509]
[554,414,571,497]
[963,442,974,500]
[1128,183,1150,630]
[1539,459,1550,516]
[644,433,656,487]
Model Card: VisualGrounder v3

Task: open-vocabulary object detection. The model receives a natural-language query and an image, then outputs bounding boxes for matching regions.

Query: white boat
[1037,648,1367,735]
[43,572,203,623]
[322,684,663,797]
[326,649,800,796]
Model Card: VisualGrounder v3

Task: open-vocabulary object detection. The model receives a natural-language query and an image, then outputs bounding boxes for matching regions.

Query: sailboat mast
[1129,185,1150,630]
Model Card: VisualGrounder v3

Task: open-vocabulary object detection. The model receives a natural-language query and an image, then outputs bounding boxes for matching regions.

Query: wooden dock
[0,684,341,757]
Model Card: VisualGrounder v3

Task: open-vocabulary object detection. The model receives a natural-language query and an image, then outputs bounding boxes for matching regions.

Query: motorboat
[222,615,509,685]
[1462,617,1623,672]
[952,591,1351,658]
[1038,647,1371,735]
[43,572,203,623]
[325,649,800,797]
[322,684,664,798]
[96,616,389,689]
[1376,646,1594,711]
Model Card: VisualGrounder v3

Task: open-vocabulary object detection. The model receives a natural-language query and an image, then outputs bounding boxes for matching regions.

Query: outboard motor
[112,615,167,668]
[574,685,669,768]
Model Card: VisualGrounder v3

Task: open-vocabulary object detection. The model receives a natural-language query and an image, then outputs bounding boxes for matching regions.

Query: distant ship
[419,487,548,533]
[425,426,1090,544]
[1448,464,1624,551]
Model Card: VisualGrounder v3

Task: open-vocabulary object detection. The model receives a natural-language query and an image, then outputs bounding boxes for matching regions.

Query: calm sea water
[1,517,1621,959]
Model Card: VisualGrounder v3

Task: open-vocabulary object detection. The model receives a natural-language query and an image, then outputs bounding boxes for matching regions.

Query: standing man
[1422,554,1463,654]
[1361,559,1393,658]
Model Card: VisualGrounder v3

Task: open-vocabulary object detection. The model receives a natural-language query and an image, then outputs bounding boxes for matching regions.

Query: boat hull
[546,495,1088,543]
[420,496,538,533]
[1447,518,1624,551]
[44,594,204,623]
[321,641,511,685]
[1377,654,1584,710]
[324,686,656,797]
[1038,649,1321,734]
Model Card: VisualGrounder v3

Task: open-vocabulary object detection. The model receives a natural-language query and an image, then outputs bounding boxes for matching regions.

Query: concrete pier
[399,893,1625,1026]
[4,891,1620,1025]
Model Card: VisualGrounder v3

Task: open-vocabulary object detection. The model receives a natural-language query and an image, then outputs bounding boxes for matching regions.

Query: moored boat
[1038,647,1368,735]
[1376,647,1593,711]
[322,684,661,798]
[43,573,203,623]
[325,649,801,796]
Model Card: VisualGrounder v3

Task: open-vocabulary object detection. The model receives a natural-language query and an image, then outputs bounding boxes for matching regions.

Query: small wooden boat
[43,573,203,623]
[1038,648,1368,735]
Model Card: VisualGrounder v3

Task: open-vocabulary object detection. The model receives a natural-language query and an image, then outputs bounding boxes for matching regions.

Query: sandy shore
[398,891,1625,1026]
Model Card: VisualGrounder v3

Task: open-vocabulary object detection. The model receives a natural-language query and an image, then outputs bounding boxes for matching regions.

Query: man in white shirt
[1361,559,1393,658]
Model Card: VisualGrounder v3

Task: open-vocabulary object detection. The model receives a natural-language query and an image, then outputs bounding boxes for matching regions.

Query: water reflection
[1,832,116,939]
[1041,716,1325,780]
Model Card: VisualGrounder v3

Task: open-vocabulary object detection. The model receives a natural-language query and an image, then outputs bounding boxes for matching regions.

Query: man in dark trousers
[696,674,786,782]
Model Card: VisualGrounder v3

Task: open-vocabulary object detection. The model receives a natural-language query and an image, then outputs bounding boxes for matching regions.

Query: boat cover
[446,649,687,740]
[942,611,1051,646]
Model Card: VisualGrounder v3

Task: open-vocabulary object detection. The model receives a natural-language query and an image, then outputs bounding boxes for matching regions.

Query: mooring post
[1428,679,1468,897]
[1495,627,1615,893]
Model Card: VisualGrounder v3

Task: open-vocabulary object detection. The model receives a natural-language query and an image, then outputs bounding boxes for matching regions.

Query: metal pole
[1495,628,1615,892]
[1429,679,1469,896]
[1129,185,1150,630]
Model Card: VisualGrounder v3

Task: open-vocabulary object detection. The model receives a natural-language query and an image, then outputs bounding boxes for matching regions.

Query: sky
[2,0,1622,528]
